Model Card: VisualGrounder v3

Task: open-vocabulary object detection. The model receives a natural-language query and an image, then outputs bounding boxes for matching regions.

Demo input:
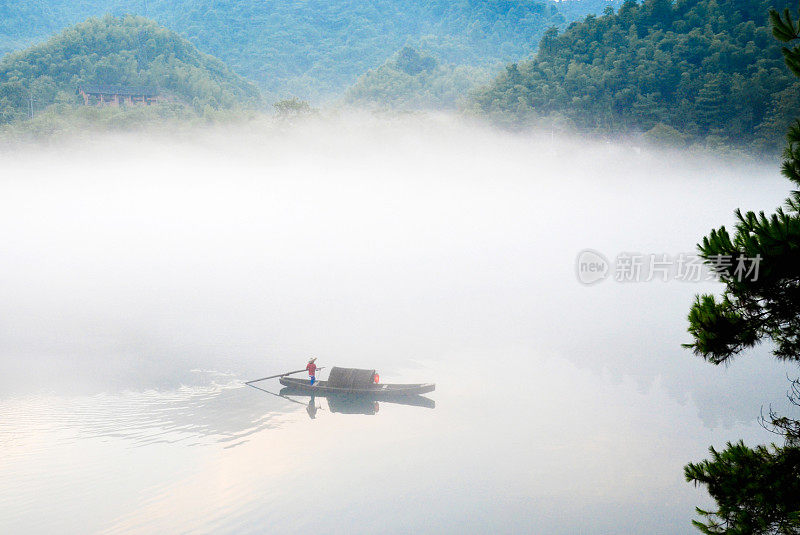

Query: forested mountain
[344,46,489,110]
[472,0,800,150]
[0,15,261,125]
[1,1,622,101]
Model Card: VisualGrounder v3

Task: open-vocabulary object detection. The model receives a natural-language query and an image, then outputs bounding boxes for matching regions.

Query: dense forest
[1,1,622,101]
[0,15,261,125]
[344,46,489,110]
[472,0,800,150]
[5,0,798,152]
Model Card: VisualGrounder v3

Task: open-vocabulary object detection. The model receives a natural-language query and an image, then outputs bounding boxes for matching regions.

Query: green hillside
[1,1,622,101]
[0,15,261,125]
[344,46,490,110]
[156,0,564,100]
[472,0,800,150]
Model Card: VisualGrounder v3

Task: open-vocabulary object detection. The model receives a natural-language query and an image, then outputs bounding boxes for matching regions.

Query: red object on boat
[374,373,379,383]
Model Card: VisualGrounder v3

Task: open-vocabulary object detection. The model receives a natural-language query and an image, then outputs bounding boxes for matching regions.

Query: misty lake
[0,116,795,534]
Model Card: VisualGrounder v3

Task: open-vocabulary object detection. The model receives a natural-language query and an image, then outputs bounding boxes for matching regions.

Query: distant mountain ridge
[1,0,622,101]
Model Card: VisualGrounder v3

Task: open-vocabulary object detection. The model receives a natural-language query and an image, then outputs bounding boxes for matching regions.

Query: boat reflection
[300,395,377,417]
[247,382,435,418]
[281,390,435,416]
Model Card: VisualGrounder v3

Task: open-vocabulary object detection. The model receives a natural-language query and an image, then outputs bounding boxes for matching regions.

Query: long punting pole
[245,367,325,384]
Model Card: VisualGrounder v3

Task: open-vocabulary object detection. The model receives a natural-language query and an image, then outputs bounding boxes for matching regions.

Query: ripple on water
[0,372,299,461]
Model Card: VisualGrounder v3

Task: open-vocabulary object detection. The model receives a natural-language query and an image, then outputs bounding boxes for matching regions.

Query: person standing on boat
[306,357,318,386]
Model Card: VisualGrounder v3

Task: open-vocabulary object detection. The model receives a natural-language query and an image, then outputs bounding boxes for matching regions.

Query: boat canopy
[327,367,376,388]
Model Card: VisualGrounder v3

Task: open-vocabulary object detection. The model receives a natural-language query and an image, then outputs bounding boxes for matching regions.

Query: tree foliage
[684,6,800,364]
[472,0,800,151]
[1,1,622,101]
[0,15,261,125]
[685,442,800,534]
[273,97,315,120]
[344,46,490,110]
[683,7,800,534]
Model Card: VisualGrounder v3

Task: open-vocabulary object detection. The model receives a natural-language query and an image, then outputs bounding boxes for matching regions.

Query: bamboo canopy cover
[326,367,375,388]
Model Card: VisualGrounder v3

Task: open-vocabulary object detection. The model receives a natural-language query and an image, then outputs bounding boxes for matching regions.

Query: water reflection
[295,391,435,415]
[0,358,779,535]
[1,117,794,533]
[307,396,320,418]
[247,381,435,418]
[0,371,301,453]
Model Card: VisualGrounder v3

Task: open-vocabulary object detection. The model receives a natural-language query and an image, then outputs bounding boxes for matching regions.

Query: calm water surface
[0,117,795,533]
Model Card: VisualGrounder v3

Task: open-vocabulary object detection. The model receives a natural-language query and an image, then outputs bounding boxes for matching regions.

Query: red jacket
[306,362,317,376]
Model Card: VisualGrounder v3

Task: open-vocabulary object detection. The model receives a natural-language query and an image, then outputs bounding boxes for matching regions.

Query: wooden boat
[279,366,435,397]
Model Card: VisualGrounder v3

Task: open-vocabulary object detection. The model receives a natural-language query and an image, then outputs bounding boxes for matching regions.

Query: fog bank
[0,114,793,427]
